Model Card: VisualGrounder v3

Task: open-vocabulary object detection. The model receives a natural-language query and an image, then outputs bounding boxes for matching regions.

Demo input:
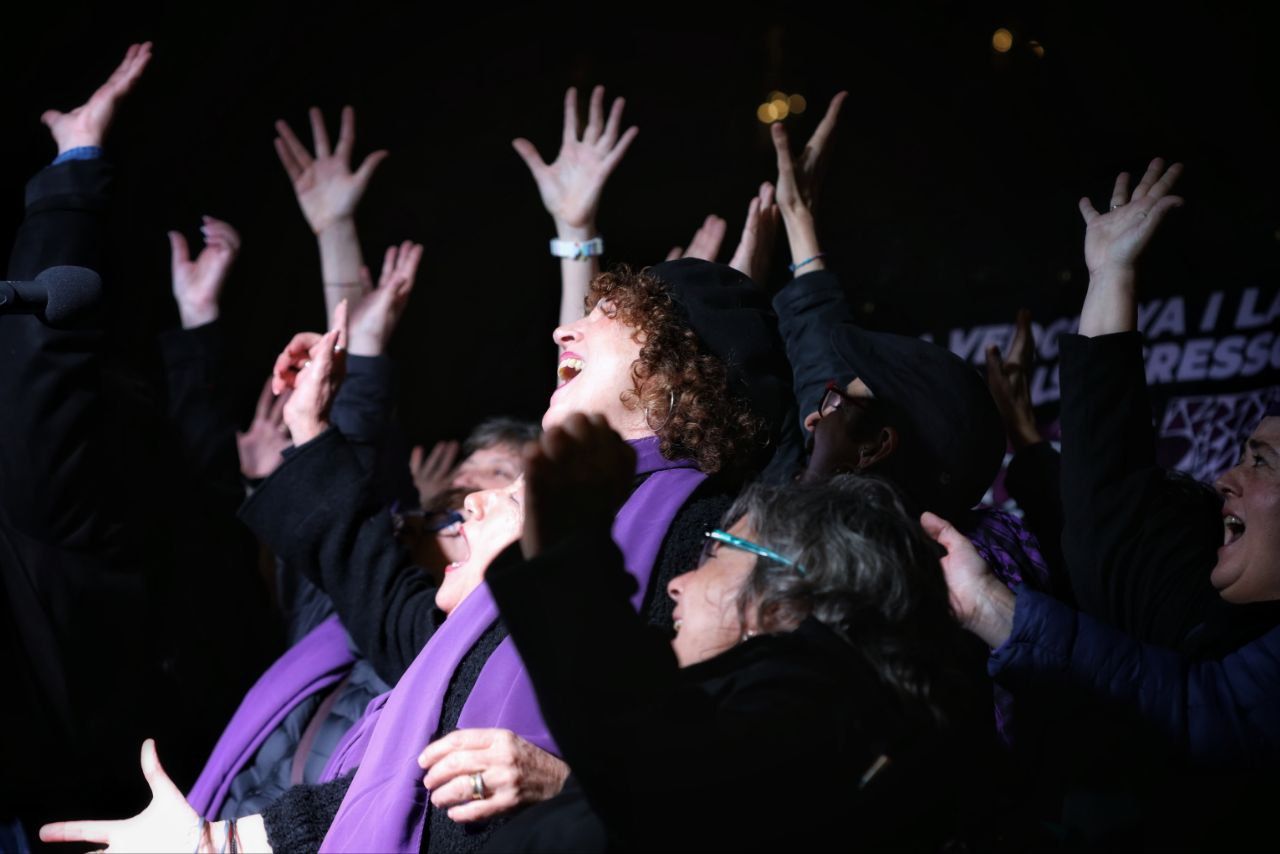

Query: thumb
[354,150,389,188]
[919,511,955,545]
[40,109,63,128]
[511,138,548,176]
[139,739,183,802]
[983,344,1003,384]
[167,230,190,267]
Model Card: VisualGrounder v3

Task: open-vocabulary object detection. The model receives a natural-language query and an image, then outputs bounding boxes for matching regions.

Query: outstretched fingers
[561,86,580,145]
[308,107,332,159]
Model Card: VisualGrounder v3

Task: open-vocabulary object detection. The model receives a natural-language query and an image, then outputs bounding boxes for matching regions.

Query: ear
[802,410,821,433]
[855,425,899,470]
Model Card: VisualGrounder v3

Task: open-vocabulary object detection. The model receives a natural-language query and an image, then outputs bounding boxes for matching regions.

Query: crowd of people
[3,42,1278,853]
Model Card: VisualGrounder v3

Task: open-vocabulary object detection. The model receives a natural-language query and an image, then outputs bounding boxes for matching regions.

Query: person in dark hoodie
[765,93,1047,595]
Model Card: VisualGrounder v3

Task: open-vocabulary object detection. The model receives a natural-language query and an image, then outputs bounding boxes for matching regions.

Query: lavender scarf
[319,437,705,853]
[187,614,355,818]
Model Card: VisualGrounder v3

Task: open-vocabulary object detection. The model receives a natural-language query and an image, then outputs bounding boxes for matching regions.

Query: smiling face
[667,515,760,667]
[434,478,525,615]
[544,298,651,439]
[1212,416,1280,604]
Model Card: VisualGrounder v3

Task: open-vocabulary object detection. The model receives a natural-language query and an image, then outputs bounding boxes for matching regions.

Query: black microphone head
[35,266,102,323]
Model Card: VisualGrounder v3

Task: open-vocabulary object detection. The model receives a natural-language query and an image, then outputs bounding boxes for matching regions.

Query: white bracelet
[549,236,604,260]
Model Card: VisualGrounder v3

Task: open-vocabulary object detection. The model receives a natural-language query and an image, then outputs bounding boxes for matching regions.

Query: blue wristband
[788,253,825,273]
[52,146,104,165]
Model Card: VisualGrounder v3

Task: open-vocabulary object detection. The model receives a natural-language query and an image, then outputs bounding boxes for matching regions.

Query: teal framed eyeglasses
[703,528,807,576]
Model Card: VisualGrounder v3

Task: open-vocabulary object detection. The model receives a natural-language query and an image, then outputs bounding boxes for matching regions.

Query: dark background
[2,2,1277,445]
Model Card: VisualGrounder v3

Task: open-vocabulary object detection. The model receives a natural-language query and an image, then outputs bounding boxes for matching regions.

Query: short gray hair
[727,474,967,725]
[462,417,541,457]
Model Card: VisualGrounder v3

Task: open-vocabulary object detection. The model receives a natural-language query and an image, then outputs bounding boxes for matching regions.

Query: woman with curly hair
[41,259,793,854]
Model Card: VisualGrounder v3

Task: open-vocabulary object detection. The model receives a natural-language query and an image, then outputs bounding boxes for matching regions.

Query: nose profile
[462,490,488,520]
[1216,461,1244,498]
[553,320,583,347]
[667,571,688,601]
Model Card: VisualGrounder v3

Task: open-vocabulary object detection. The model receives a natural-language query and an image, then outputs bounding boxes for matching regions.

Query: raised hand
[41,42,152,153]
[39,739,204,852]
[274,106,389,235]
[920,512,1015,648]
[512,85,639,236]
[727,182,780,285]
[665,215,727,263]
[985,308,1042,451]
[1079,157,1184,278]
[347,240,424,357]
[418,728,570,823]
[520,412,636,560]
[410,440,461,511]
[169,216,240,329]
[771,91,848,220]
[279,301,348,446]
[237,378,292,480]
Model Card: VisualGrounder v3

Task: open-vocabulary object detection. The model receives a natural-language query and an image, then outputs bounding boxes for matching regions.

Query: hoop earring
[645,389,677,432]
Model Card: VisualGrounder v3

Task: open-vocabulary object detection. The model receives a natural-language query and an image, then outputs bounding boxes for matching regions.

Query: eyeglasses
[816,380,868,420]
[703,528,807,576]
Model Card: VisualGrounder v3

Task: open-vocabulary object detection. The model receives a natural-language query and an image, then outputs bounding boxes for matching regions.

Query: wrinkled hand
[347,240,423,356]
[665,214,727,262]
[521,413,635,560]
[237,378,292,479]
[278,301,348,445]
[727,182,780,285]
[920,511,1006,636]
[512,85,639,232]
[39,739,204,852]
[275,106,389,234]
[1079,158,1184,277]
[419,729,569,823]
[771,91,847,220]
[169,216,240,329]
[42,42,152,153]
[411,440,461,510]
[985,308,1041,451]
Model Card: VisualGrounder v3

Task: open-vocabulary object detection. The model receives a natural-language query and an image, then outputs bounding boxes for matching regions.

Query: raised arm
[767,94,857,426]
[513,85,637,327]
[1059,161,1215,642]
[274,106,388,317]
[1077,158,1183,337]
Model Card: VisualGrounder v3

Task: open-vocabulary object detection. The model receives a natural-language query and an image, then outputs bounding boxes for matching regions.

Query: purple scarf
[319,437,705,853]
[187,614,355,818]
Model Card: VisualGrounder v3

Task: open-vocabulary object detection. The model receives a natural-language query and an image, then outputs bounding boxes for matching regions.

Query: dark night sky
[2,2,1277,444]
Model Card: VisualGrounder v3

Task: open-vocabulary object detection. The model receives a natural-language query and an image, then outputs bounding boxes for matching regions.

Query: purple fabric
[187,615,355,818]
[319,437,705,853]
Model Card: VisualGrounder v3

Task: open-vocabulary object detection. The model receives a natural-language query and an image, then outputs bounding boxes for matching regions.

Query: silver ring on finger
[1110,203,1122,211]
[470,771,486,800]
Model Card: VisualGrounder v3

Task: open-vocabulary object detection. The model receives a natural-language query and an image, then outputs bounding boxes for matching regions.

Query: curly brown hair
[586,266,764,475]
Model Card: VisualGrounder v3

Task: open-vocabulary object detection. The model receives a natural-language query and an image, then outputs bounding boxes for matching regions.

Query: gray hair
[727,474,967,725]
[462,416,542,457]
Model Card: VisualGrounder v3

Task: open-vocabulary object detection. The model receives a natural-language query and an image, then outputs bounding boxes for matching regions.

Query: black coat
[484,531,984,852]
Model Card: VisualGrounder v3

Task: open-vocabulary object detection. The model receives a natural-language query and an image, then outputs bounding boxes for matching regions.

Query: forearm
[238,429,441,683]
[555,220,598,326]
[779,209,826,274]
[317,218,366,316]
[1077,266,1137,337]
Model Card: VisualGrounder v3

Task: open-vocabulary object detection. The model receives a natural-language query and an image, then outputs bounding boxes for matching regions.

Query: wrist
[288,419,329,447]
[967,576,1016,648]
[346,332,384,358]
[177,301,219,329]
[553,220,598,243]
[1009,421,1043,451]
[316,215,358,241]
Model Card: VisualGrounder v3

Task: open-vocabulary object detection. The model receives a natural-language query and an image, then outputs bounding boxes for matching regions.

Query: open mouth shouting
[556,351,585,388]
[1223,511,1246,549]
[444,524,472,574]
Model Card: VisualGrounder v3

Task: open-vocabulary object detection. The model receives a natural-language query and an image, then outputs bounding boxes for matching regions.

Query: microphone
[0,266,102,324]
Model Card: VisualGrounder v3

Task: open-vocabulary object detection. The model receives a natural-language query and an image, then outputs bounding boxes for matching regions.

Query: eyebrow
[1246,438,1278,459]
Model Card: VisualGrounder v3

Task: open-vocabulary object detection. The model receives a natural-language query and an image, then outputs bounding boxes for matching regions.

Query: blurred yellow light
[771,97,790,119]
[767,90,786,102]
[788,93,807,114]
[992,28,1013,52]
[1029,40,1045,58]
[757,103,776,123]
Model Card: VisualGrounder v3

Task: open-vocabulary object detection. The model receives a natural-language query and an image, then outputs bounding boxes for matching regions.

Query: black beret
[830,323,1005,512]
